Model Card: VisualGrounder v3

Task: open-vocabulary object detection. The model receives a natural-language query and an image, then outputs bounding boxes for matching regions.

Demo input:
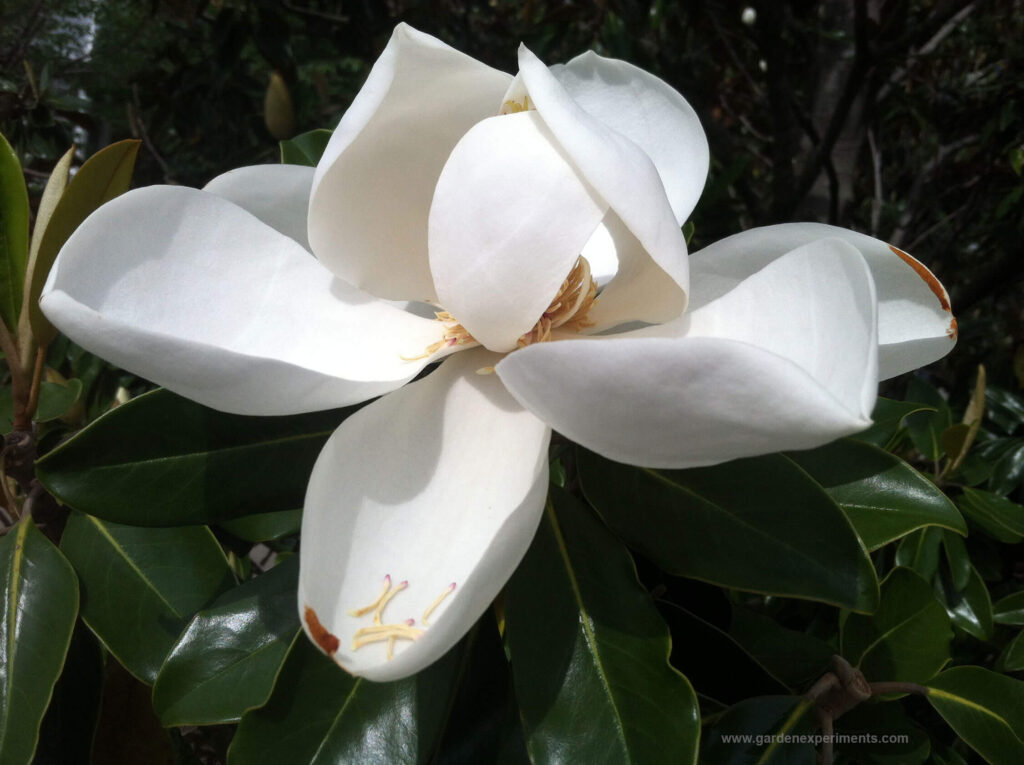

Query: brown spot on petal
[889,245,952,313]
[304,606,339,655]
[947,317,959,341]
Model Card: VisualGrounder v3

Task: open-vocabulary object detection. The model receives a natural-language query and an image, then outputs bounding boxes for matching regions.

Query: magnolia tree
[1,23,1023,765]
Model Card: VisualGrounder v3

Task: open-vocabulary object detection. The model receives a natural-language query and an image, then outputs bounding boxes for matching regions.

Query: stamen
[348,575,391,618]
[351,622,424,651]
[499,96,533,115]
[373,579,408,625]
[476,366,495,375]
[422,583,457,626]
[400,312,477,362]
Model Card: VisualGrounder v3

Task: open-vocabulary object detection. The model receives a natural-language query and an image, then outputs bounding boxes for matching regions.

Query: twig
[24,345,46,422]
[867,127,883,235]
[128,84,174,183]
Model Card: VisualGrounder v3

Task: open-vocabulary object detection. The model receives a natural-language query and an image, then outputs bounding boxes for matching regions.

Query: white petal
[298,348,550,680]
[518,46,689,325]
[553,51,709,225]
[497,238,877,468]
[203,164,314,252]
[429,110,606,352]
[40,186,449,415]
[688,223,956,379]
[308,24,512,301]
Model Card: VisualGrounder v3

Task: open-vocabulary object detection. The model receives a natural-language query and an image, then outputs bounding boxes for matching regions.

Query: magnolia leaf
[0,131,29,332]
[38,388,364,526]
[941,365,987,476]
[728,607,835,690]
[153,556,299,726]
[218,509,302,543]
[926,666,1024,765]
[895,528,942,581]
[905,379,953,461]
[228,630,468,764]
[989,440,1024,495]
[703,696,816,764]
[786,438,965,550]
[955,487,1024,543]
[834,702,931,765]
[578,448,879,612]
[60,512,234,683]
[280,129,333,167]
[840,567,951,685]
[993,591,1024,626]
[852,396,936,450]
[33,378,82,423]
[938,566,993,641]
[22,140,140,349]
[505,487,700,764]
[986,385,1024,434]
[0,518,79,765]
[941,530,971,592]
[1000,630,1024,672]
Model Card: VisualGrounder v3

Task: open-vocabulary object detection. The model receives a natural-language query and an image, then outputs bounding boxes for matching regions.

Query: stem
[0,451,19,523]
[24,345,46,422]
[0,322,30,430]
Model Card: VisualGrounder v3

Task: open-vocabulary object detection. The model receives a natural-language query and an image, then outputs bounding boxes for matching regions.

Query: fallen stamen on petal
[422,583,457,626]
[400,312,478,361]
[348,574,392,617]
[351,623,424,651]
[373,579,408,625]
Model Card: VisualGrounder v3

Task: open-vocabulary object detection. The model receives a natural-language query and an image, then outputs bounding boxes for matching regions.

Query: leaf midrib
[0,521,30,747]
[310,677,365,763]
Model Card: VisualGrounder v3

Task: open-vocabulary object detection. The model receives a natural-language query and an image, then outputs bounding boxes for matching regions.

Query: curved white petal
[203,164,314,252]
[518,46,689,326]
[298,348,550,680]
[40,186,448,415]
[429,111,606,352]
[497,238,877,468]
[553,51,709,225]
[688,223,956,379]
[309,24,512,301]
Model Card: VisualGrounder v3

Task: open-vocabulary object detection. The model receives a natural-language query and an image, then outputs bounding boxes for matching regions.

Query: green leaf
[993,591,1024,626]
[153,556,299,726]
[59,512,234,683]
[989,440,1024,495]
[938,566,993,641]
[578,448,878,611]
[0,518,79,765]
[1000,630,1024,672]
[728,607,835,690]
[955,487,1024,543]
[786,438,965,550]
[841,568,951,685]
[33,378,82,423]
[505,487,700,764]
[38,388,362,526]
[0,132,29,332]
[219,509,302,542]
[941,530,971,592]
[926,666,1024,765]
[895,527,942,580]
[905,379,953,461]
[986,385,1024,434]
[279,129,333,166]
[834,701,930,765]
[228,630,467,764]
[703,696,815,764]
[852,397,935,449]
[24,140,140,348]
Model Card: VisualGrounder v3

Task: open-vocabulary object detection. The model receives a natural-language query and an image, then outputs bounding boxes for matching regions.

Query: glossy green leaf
[905,379,953,461]
[786,438,965,550]
[228,630,467,764]
[25,140,140,347]
[60,512,234,683]
[926,666,1024,765]
[941,530,971,592]
[938,566,993,640]
[728,607,835,690]
[993,591,1024,626]
[841,568,951,685]
[0,518,79,765]
[219,509,302,543]
[153,556,299,726]
[0,132,29,332]
[986,385,1024,434]
[834,702,930,765]
[505,487,700,764]
[38,388,362,525]
[989,440,1024,495]
[956,487,1024,543]
[33,378,82,423]
[703,696,815,764]
[578,448,878,611]
[1000,630,1024,672]
[852,397,935,449]
[279,129,332,166]
[895,527,942,580]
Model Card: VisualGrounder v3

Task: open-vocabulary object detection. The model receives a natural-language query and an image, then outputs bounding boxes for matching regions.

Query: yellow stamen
[351,622,423,651]
[347,574,392,618]
[499,95,533,115]
[373,579,408,625]
[422,583,457,627]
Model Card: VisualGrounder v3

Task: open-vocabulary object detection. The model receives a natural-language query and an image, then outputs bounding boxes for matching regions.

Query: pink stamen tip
[446,338,457,347]
[399,581,408,587]
[449,583,457,591]
[405,618,415,626]
[384,574,391,583]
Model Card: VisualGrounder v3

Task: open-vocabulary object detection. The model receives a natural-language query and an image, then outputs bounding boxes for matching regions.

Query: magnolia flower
[40,24,955,682]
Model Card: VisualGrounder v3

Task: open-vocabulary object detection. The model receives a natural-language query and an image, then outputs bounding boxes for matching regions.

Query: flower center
[404,256,598,362]
[499,95,533,115]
